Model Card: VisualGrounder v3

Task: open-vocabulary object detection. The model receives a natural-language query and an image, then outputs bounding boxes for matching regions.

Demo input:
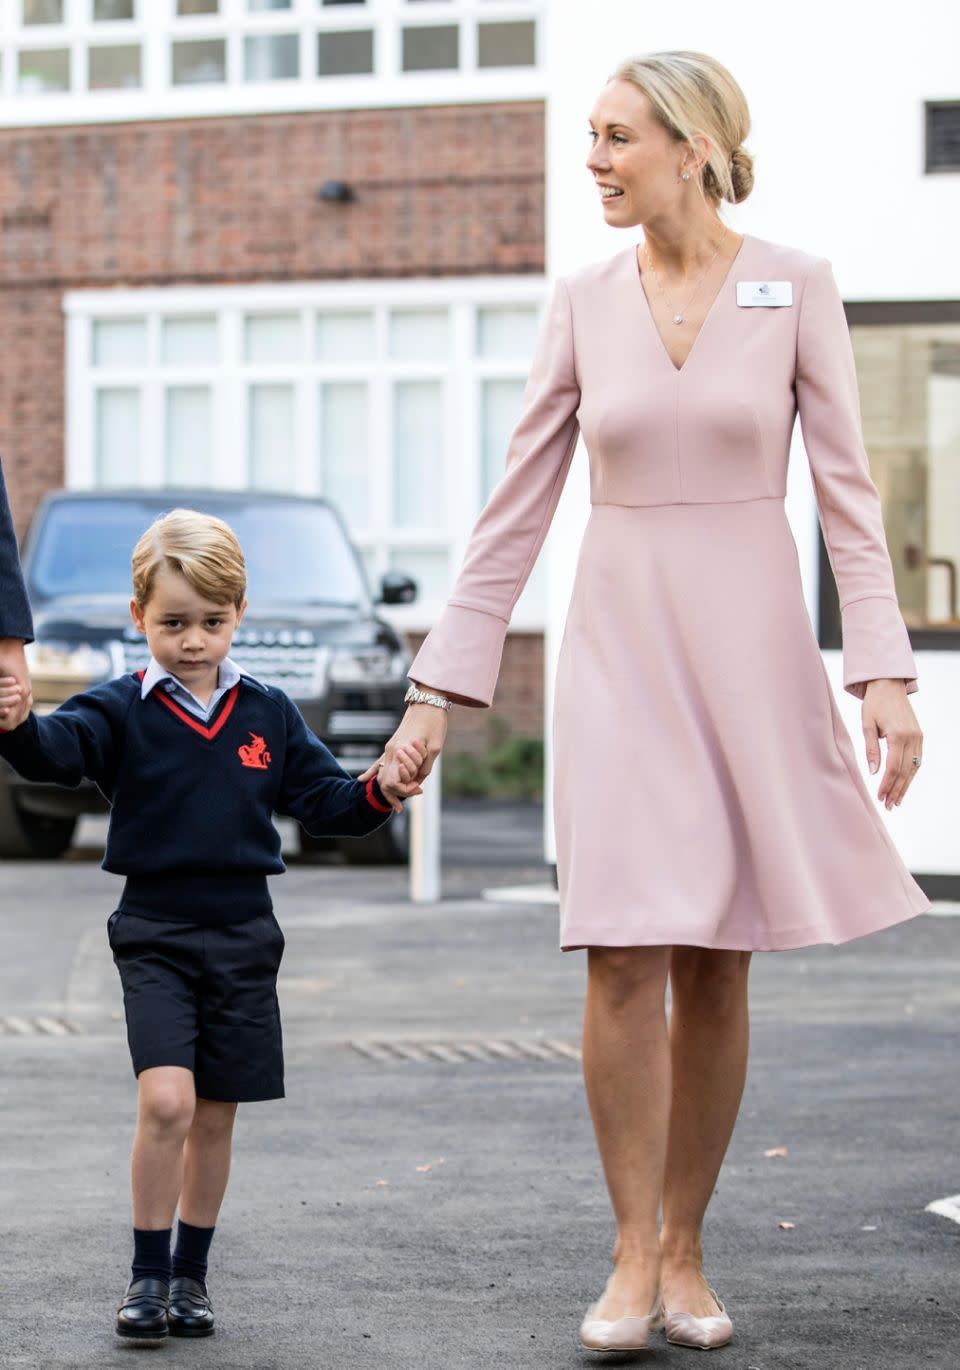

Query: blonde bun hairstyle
[611,50,754,205]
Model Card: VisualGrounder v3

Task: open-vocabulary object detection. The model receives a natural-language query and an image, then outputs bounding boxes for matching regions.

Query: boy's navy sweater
[0,672,394,923]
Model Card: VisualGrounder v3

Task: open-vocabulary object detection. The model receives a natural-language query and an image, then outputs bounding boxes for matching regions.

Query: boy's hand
[377,741,426,813]
[0,673,28,732]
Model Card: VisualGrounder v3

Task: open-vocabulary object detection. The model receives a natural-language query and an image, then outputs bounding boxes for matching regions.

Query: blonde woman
[370,51,929,1353]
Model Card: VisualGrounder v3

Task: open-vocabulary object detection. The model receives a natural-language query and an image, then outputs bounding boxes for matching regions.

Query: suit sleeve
[408,276,581,707]
[0,685,120,790]
[0,457,33,643]
[795,257,919,699]
[275,694,393,838]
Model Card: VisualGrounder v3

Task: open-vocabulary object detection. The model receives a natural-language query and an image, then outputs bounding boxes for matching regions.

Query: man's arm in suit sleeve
[0,457,33,644]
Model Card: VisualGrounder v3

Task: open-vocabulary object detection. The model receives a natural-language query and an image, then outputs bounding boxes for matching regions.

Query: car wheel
[0,783,77,859]
[338,805,410,866]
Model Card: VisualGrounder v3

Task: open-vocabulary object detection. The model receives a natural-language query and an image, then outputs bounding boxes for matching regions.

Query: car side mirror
[378,570,418,605]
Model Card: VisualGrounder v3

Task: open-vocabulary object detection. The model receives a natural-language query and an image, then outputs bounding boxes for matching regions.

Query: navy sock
[171,1220,216,1288]
[131,1227,172,1284]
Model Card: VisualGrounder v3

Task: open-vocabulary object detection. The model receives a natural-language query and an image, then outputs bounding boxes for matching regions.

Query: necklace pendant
[672,313,684,324]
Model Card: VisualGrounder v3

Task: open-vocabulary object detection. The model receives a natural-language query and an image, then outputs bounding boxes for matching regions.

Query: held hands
[0,665,30,733]
[375,738,428,813]
[862,678,923,810]
[360,699,449,798]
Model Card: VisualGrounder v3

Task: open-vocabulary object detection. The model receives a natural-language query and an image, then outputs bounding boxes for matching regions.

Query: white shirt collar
[140,655,245,702]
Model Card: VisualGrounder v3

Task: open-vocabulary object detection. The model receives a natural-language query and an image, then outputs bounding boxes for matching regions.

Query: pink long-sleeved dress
[409,234,931,951]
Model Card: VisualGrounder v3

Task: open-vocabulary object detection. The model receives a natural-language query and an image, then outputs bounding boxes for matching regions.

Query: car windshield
[27,498,369,608]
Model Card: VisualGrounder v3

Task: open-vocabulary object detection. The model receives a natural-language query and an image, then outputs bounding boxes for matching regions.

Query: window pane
[23,1,63,23]
[96,389,140,486]
[476,305,539,357]
[94,0,135,18]
[171,39,226,85]
[244,33,299,81]
[166,387,213,485]
[320,1,368,6]
[245,313,301,363]
[248,0,292,9]
[162,316,218,366]
[393,380,443,527]
[853,323,960,632]
[93,319,147,367]
[18,49,70,93]
[401,25,458,72]
[317,29,374,76]
[389,309,449,361]
[477,20,536,69]
[316,311,374,361]
[480,378,524,502]
[319,382,369,528]
[249,384,295,491]
[388,547,448,601]
[89,44,141,91]
[177,0,218,14]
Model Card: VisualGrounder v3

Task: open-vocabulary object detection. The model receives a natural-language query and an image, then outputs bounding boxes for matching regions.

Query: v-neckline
[137,669,241,741]
[633,232,750,375]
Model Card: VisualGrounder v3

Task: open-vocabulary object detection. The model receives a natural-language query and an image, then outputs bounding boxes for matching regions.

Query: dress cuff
[841,596,918,699]
[407,602,509,708]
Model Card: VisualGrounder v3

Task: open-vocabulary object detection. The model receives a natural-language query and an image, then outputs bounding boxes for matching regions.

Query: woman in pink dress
[369,50,929,1354]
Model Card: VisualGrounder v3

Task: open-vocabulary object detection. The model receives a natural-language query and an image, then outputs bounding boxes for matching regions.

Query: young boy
[0,509,423,1342]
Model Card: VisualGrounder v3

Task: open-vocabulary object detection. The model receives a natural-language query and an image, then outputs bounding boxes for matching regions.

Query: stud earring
[681,171,690,181]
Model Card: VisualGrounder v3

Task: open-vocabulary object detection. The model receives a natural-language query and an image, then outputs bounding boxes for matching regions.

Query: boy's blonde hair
[132,508,247,609]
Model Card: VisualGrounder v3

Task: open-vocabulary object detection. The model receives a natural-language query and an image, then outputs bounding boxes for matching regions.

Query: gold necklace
[643,228,729,324]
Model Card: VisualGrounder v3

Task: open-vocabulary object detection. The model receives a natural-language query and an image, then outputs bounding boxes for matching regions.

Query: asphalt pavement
[1,801,958,1370]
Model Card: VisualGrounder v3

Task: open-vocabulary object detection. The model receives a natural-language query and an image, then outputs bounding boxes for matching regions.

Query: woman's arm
[373,277,582,781]
[795,258,923,807]
[408,276,581,709]
[795,257,918,700]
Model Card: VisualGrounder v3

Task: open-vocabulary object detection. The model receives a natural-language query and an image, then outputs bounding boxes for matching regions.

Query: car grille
[119,641,325,699]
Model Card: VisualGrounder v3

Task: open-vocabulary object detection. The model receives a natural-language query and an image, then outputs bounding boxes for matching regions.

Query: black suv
[1,488,416,864]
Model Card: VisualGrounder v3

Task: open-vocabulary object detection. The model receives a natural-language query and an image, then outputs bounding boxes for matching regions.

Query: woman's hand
[862,679,923,810]
[360,703,449,790]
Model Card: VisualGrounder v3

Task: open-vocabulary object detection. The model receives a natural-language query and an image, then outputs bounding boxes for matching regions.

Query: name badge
[736,280,793,307]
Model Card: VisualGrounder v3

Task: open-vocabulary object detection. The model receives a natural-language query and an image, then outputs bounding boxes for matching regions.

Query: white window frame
[0,0,545,125]
[64,274,548,632]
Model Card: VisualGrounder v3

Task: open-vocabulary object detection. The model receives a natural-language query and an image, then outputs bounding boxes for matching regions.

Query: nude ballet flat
[663,1288,733,1350]
[579,1298,664,1352]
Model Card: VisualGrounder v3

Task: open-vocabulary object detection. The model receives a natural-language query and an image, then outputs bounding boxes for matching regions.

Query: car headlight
[25,641,115,705]
[327,646,408,686]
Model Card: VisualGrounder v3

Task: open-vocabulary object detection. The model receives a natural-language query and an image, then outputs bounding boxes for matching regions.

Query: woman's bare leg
[582,945,671,1320]
[659,948,751,1317]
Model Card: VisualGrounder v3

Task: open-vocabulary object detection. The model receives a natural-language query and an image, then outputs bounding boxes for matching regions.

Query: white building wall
[542,0,960,871]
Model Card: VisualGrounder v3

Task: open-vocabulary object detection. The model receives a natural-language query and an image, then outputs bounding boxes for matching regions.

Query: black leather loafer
[168,1276,215,1337]
[116,1276,169,1340]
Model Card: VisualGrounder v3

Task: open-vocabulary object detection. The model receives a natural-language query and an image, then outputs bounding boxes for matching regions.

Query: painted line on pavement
[925,1194,960,1225]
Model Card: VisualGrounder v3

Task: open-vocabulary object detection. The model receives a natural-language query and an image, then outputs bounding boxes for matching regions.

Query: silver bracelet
[404,683,452,712]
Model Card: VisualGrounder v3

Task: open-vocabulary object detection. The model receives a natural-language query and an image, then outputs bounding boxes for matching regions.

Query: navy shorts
[107,909,286,1103]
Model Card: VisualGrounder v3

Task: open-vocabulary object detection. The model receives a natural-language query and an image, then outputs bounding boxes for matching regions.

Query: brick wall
[0,101,547,741]
[0,101,544,533]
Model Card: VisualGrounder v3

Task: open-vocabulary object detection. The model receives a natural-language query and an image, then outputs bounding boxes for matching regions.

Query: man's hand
[862,678,923,810]
[0,640,32,730]
[376,740,427,813]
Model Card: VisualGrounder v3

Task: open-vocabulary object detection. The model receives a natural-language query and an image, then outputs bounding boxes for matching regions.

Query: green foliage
[441,720,544,800]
